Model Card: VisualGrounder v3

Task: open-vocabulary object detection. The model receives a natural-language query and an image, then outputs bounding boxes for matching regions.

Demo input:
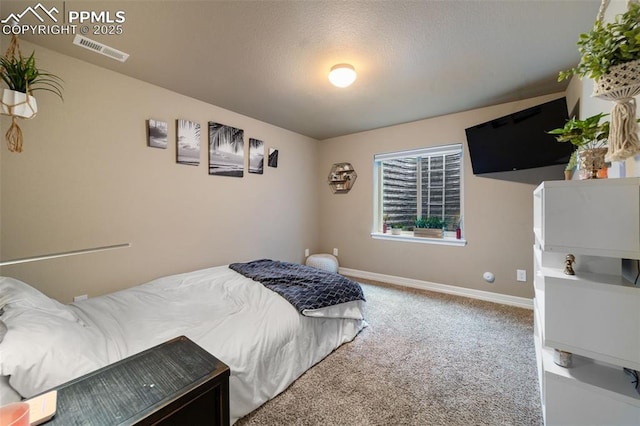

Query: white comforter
[69,266,365,423]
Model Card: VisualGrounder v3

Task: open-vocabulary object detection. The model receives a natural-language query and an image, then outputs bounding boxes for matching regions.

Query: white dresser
[533,178,640,425]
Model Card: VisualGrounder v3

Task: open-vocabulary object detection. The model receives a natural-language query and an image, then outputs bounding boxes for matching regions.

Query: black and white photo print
[268,147,279,168]
[208,122,244,177]
[248,138,264,174]
[147,119,168,148]
[177,119,201,165]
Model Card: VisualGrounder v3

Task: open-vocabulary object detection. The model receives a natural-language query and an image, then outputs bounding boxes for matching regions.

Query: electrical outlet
[333,248,338,256]
[517,269,527,282]
[304,248,309,257]
[73,294,88,302]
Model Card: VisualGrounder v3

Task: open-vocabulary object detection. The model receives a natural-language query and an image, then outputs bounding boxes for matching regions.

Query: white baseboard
[339,267,533,310]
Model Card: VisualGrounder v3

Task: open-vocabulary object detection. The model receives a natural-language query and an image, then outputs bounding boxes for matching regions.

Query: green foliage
[415,216,445,229]
[0,51,63,100]
[547,113,610,150]
[559,2,640,82]
[391,223,403,229]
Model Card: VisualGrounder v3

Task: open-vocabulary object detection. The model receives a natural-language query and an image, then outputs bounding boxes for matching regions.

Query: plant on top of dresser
[413,216,444,238]
[558,1,640,162]
[548,113,610,179]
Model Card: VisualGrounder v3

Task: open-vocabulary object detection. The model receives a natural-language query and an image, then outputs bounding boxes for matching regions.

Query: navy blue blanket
[229,259,365,314]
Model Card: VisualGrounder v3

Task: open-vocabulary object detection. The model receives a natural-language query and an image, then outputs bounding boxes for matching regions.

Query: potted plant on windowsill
[391,223,403,235]
[558,1,640,162]
[0,50,63,119]
[413,216,444,238]
[548,113,610,180]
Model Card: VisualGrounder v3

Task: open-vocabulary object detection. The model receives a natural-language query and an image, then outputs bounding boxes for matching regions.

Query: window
[373,144,464,243]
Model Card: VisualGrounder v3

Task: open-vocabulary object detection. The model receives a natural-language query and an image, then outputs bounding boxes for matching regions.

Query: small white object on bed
[0,264,365,424]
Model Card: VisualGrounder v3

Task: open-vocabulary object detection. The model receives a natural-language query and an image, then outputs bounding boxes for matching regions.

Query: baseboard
[339,267,533,310]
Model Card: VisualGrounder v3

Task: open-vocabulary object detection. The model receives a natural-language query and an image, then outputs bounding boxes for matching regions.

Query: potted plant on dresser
[413,216,444,238]
[548,113,611,180]
[558,1,640,162]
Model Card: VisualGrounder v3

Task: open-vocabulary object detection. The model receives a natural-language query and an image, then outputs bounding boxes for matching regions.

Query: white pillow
[0,277,81,323]
[0,306,108,398]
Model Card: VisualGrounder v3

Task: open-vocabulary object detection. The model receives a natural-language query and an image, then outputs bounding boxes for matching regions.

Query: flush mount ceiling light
[328,64,357,88]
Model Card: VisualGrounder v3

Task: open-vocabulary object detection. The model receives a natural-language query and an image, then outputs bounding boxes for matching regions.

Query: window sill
[371,232,467,247]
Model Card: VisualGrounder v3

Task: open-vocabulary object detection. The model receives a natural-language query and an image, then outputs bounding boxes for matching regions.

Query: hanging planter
[593,58,640,161]
[558,0,640,162]
[1,89,37,119]
[0,34,63,152]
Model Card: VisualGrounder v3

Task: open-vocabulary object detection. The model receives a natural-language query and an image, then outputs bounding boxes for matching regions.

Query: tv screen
[465,98,571,175]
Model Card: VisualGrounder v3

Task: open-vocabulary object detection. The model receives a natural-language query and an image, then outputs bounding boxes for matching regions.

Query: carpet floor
[236,281,543,426]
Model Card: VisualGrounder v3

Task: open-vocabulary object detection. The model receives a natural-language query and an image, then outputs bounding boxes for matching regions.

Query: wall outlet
[517,269,527,282]
[333,248,339,256]
[73,294,88,302]
[304,248,309,257]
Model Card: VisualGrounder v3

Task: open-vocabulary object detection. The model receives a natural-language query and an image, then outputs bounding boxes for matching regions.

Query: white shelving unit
[533,178,640,425]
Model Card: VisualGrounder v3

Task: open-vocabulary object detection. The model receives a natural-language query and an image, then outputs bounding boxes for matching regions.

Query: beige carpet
[236,281,542,426]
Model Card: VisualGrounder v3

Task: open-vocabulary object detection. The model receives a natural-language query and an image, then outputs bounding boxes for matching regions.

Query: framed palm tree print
[177,119,201,165]
[208,122,244,177]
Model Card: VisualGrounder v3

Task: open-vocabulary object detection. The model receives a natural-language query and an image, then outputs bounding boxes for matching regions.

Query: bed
[0,259,366,424]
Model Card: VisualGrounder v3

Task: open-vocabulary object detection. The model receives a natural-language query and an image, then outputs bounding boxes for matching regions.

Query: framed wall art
[268,147,279,168]
[147,119,168,149]
[248,138,264,174]
[208,122,244,177]
[177,119,201,166]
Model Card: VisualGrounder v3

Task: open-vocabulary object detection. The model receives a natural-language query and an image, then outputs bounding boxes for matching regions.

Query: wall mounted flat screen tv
[465,97,571,175]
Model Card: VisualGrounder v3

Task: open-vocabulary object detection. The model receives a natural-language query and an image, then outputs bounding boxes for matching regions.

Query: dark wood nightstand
[42,335,230,425]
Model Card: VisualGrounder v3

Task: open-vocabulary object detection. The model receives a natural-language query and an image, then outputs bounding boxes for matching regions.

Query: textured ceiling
[0,0,601,140]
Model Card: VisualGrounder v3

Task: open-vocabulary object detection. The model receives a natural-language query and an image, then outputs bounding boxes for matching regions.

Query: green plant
[415,216,445,229]
[391,223,403,229]
[547,113,610,150]
[0,51,63,100]
[558,2,640,82]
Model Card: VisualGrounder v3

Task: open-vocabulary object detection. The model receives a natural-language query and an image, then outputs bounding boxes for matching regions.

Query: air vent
[72,35,129,62]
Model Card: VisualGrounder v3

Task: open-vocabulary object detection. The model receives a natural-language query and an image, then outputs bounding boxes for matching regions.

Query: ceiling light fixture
[328,64,356,88]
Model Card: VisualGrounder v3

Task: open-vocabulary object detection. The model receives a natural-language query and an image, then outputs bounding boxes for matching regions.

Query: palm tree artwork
[177,119,201,165]
[248,138,264,174]
[208,122,245,177]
